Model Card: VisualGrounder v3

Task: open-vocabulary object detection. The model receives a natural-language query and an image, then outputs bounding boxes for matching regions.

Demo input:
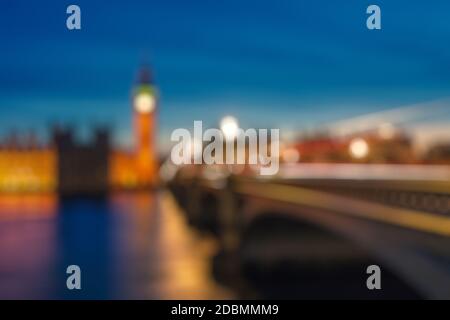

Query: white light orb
[349,138,369,159]
[220,116,239,141]
[282,148,300,163]
[134,92,155,113]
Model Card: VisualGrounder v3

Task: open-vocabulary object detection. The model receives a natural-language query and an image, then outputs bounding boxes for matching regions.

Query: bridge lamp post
[282,147,301,163]
[349,137,369,159]
[220,116,240,172]
[220,116,239,141]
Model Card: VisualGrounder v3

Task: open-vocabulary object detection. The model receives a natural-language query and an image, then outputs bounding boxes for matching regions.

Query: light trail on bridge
[276,163,450,182]
[234,179,450,237]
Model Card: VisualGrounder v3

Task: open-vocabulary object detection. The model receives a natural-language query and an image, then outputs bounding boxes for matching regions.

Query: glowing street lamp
[220,116,239,141]
[282,147,300,163]
[349,138,369,159]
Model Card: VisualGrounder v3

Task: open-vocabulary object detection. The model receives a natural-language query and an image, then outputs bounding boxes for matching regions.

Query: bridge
[168,164,450,299]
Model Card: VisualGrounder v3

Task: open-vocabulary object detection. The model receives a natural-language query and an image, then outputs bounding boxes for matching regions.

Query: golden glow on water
[0,193,58,220]
[0,191,230,299]
[109,191,233,299]
[148,192,231,299]
[0,193,58,298]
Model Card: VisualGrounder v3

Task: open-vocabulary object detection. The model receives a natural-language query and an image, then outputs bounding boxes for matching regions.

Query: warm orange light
[0,149,57,193]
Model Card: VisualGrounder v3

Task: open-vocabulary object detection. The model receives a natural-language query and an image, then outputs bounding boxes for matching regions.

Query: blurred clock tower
[132,66,158,187]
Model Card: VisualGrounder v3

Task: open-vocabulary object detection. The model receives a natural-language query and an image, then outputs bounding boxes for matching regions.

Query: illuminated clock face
[134,93,156,113]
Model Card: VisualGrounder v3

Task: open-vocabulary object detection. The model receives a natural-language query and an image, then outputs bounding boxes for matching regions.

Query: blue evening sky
[1,0,450,148]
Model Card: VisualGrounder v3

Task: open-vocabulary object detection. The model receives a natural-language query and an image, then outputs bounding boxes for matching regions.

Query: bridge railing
[168,164,450,239]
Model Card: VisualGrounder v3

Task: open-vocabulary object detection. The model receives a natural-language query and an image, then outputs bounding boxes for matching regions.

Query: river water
[0,191,232,299]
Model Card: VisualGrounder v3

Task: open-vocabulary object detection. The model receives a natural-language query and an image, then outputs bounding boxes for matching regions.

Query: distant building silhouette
[288,131,417,164]
[109,65,158,189]
[425,143,450,164]
[0,66,159,194]
[53,126,110,196]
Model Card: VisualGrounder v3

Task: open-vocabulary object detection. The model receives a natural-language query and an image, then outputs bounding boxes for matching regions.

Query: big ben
[132,66,158,187]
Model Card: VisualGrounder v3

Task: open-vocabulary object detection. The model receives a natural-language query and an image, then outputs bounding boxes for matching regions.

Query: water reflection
[0,194,58,299]
[0,191,231,299]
